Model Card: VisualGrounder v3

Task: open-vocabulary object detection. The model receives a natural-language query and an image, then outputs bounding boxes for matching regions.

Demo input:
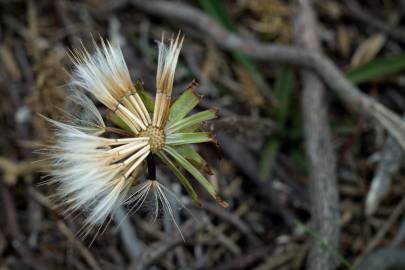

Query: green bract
[132,81,226,207]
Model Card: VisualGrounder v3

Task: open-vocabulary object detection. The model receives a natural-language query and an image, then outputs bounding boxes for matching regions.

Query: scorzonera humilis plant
[44,33,227,239]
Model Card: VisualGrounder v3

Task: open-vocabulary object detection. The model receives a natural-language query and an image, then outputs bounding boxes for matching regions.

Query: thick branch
[295,1,339,269]
[128,0,405,151]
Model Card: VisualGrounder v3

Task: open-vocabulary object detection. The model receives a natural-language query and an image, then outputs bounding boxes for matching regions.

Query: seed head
[45,32,226,239]
[139,126,165,153]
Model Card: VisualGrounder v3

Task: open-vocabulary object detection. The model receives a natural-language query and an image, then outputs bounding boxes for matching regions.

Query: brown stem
[146,154,156,180]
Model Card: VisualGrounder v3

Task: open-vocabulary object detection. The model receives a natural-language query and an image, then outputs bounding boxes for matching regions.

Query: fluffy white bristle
[153,33,184,128]
[70,39,134,110]
[48,119,150,233]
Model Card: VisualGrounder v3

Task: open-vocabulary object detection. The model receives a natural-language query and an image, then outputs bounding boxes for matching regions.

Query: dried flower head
[45,33,227,237]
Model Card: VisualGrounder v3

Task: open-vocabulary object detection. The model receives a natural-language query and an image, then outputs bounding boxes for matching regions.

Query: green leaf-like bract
[164,145,218,199]
[167,88,201,127]
[166,110,217,134]
[174,144,213,175]
[166,132,212,145]
[134,81,154,114]
[157,151,201,205]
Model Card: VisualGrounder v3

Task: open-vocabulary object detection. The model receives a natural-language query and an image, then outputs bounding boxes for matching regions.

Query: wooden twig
[57,221,102,270]
[391,216,405,247]
[3,16,49,50]
[366,133,403,216]
[354,196,405,268]
[0,157,42,185]
[343,0,405,45]
[54,0,82,47]
[294,1,339,269]
[217,133,297,229]
[114,207,143,260]
[211,247,270,270]
[0,181,45,270]
[132,217,207,269]
[202,202,259,244]
[211,115,276,137]
[357,248,405,270]
[28,188,102,270]
[127,0,405,153]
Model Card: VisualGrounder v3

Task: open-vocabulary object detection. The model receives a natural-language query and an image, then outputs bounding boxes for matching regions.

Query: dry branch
[202,202,259,244]
[0,157,42,185]
[354,195,405,268]
[128,0,405,152]
[56,221,102,270]
[344,0,405,45]
[135,217,207,269]
[0,182,46,270]
[357,248,405,270]
[294,1,339,269]
[114,207,143,260]
[28,188,102,270]
[366,133,403,216]
[217,133,297,229]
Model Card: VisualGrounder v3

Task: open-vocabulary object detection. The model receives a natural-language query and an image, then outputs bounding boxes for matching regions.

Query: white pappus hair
[48,117,150,233]
[45,40,152,238]
[69,39,134,110]
[153,33,184,128]
[46,36,188,240]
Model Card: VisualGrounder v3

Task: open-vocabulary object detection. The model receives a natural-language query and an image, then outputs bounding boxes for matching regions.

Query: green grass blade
[166,132,212,145]
[259,140,280,181]
[199,0,236,32]
[157,151,201,206]
[346,53,405,84]
[259,67,294,181]
[274,67,294,124]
